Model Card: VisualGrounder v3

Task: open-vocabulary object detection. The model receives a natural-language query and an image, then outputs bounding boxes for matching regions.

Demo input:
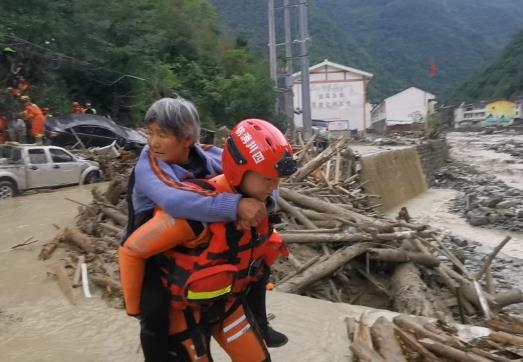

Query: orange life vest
[155,177,287,310]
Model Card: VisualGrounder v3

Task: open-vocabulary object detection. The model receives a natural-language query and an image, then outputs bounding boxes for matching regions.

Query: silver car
[0,144,102,199]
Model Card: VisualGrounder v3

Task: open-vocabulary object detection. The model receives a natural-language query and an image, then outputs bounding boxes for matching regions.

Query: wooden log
[370,317,407,362]
[390,263,437,317]
[281,232,372,244]
[485,266,496,295]
[283,228,340,234]
[368,248,440,267]
[99,222,124,235]
[101,207,127,226]
[289,138,344,182]
[393,327,439,362]
[431,232,472,278]
[475,236,512,280]
[278,197,317,229]
[275,242,372,293]
[276,255,324,286]
[486,319,523,335]
[38,241,59,260]
[280,231,417,244]
[90,274,122,294]
[52,263,77,305]
[62,227,95,253]
[419,338,493,362]
[468,348,516,362]
[38,230,64,260]
[280,187,392,231]
[355,313,375,350]
[393,315,457,346]
[493,289,523,308]
[350,341,386,362]
[490,331,523,346]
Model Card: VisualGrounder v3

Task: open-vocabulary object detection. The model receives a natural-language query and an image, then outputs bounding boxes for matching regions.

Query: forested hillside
[211,0,523,101]
[0,0,276,128]
[450,29,523,102]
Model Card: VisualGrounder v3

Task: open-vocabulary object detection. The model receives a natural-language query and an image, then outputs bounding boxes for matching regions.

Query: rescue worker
[120,118,297,361]
[21,97,45,145]
[0,115,7,144]
[7,117,27,143]
[72,101,85,114]
[124,97,287,362]
[84,101,97,115]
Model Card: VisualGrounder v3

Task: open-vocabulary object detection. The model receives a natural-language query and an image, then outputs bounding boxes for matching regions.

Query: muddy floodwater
[1,184,381,362]
[0,184,141,362]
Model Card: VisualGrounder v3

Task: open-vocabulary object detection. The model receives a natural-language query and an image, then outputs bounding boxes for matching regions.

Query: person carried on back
[120,97,289,361]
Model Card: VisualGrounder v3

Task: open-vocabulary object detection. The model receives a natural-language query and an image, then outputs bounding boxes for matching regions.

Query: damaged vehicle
[0,144,102,199]
[45,114,146,152]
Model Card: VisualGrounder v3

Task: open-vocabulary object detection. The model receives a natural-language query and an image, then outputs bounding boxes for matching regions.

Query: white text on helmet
[235,126,265,165]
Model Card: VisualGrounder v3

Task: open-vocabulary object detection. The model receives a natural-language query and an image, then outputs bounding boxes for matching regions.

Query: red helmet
[222,119,297,187]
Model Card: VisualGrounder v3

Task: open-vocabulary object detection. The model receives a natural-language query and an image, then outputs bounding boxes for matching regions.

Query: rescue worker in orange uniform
[21,97,45,145]
[120,119,297,361]
[72,101,85,114]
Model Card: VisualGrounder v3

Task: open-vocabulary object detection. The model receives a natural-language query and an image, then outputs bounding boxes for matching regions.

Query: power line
[1,34,146,86]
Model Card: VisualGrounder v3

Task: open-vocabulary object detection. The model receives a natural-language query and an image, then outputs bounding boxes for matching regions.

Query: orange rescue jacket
[119,175,286,316]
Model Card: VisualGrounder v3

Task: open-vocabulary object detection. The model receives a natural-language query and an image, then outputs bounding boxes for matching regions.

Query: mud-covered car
[45,114,146,152]
[0,144,102,199]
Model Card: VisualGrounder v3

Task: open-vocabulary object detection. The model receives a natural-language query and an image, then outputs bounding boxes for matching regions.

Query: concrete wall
[360,147,428,211]
[359,138,449,210]
[416,139,449,186]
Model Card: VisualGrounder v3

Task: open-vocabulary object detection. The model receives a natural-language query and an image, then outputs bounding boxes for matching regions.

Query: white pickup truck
[0,144,102,199]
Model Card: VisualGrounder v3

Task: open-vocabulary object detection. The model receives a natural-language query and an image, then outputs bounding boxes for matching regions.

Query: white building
[293,59,373,132]
[370,87,436,132]
[453,103,486,128]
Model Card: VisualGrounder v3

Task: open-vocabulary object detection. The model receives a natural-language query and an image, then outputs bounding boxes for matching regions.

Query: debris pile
[40,136,523,342]
[348,312,523,362]
[434,162,523,231]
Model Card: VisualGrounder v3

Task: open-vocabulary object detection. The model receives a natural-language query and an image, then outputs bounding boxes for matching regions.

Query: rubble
[434,161,523,232]
[39,135,523,346]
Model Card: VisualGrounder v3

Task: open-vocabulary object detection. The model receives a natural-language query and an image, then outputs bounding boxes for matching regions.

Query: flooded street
[0,184,140,362]
[0,185,373,361]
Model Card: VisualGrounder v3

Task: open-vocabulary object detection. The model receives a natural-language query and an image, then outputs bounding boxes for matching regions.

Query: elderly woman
[126,97,287,362]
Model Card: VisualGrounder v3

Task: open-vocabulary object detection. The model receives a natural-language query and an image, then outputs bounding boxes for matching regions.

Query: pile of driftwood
[40,136,523,340]
[73,146,137,181]
[270,136,523,326]
[348,312,523,361]
[40,174,130,307]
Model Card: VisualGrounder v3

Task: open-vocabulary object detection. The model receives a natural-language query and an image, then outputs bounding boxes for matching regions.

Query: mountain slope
[210,0,523,101]
[450,29,523,102]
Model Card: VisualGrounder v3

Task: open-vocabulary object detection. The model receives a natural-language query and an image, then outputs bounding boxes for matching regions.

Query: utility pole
[267,0,277,84]
[283,0,295,135]
[298,0,312,139]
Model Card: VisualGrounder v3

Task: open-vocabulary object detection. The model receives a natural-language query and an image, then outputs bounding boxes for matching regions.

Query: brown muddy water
[0,184,140,362]
[1,184,389,362]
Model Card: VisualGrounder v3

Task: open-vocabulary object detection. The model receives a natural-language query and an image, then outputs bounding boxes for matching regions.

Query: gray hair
[144,97,200,142]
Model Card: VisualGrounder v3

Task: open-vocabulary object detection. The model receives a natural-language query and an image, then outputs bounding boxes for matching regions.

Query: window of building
[339,93,344,98]
[332,93,337,98]
[325,93,330,98]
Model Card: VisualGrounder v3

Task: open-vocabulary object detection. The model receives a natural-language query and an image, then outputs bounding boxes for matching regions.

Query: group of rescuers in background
[119,96,298,362]
[1,73,96,145]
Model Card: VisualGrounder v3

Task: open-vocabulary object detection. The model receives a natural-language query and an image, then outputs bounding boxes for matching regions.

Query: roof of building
[293,59,373,79]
